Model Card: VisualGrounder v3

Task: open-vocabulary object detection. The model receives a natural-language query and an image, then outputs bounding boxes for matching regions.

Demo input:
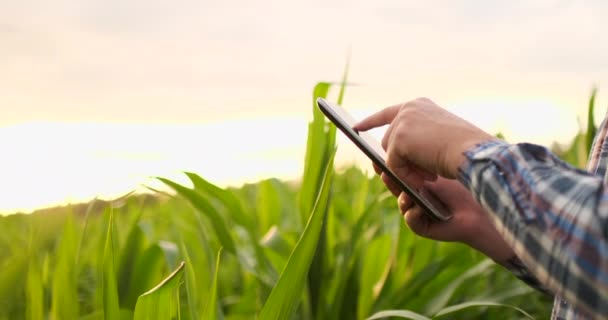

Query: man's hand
[399,177,515,264]
[355,98,513,263]
[353,97,496,180]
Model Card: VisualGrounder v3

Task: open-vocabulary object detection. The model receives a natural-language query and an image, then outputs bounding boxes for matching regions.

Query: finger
[353,104,402,132]
[398,192,414,215]
[372,162,382,175]
[381,123,395,150]
[404,189,455,242]
[385,146,424,188]
[392,165,425,190]
[381,172,401,197]
[404,205,433,238]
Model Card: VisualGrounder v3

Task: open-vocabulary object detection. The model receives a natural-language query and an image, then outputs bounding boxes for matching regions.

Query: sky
[1,0,608,213]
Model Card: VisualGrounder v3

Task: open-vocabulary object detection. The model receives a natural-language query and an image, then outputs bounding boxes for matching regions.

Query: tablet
[316,97,451,222]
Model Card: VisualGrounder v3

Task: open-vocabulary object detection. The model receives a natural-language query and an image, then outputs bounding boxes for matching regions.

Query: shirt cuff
[504,255,553,296]
[457,139,510,189]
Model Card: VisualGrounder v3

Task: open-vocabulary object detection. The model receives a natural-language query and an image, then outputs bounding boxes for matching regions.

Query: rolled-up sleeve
[458,140,608,318]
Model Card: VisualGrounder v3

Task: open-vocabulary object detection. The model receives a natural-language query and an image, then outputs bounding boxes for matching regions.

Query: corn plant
[7,78,604,319]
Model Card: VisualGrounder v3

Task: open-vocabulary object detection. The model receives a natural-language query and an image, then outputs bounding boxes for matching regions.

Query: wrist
[448,133,496,178]
[467,221,515,265]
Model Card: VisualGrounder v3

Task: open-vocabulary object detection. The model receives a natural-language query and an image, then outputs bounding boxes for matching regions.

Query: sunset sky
[1,0,607,213]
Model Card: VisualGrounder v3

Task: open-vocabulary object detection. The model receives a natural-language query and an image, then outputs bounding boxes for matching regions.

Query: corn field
[0,81,599,319]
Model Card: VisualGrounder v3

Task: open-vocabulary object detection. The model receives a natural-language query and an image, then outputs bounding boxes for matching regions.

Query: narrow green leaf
[186,172,278,285]
[26,257,44,320]
[117,211,146,308]
[202,248,223,320]
[133,261,186,320]
[422,259,493,315]
[366,310,431,320]
[103,209,120,320]
[159,177,237,254]
[51,213,79,320]
[256,179,282,235]
[336,54,350,105]
[308,63,349,319]
[586,87,598,154]
[433,301,534,319]
[185,172,255,232]
[358,234,392,319]
[328,55,350,150]
[80,309,134,320]
[325,196,382,319]
[299,82,332,226]
[180,241,200,320]
[125,244,166,308]
[75,198,98,266]
[258,151,336,320]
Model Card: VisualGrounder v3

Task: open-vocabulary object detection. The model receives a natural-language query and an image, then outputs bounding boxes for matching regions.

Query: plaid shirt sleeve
[458,140,608,319]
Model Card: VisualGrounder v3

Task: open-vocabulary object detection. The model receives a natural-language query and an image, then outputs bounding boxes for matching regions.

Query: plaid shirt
[458,115,608,319]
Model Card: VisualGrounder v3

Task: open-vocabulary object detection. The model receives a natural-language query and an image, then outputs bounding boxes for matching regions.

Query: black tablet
[317,97,451,222]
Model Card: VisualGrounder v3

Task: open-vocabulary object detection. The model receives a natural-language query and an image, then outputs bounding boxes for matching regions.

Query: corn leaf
[422,259,494,315]
[133,261,185,320]
[299,82,332,226]
[124,244,165,308]
[433,301,534,319]
[185,172,255,233]
[26,256,44,320]
[50,213,79,320]
[159,177,237,254]
[202,248,223,320]
[586,87,597,153]
[102,209,120,320]
[366,310,431,320]
[258,151,335,320]
[358,234,392,319]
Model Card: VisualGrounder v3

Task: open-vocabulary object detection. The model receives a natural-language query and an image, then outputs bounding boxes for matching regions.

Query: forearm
[458,141,608,318]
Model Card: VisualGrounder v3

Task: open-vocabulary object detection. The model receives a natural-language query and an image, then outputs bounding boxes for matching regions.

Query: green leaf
[180,241,201,320]
[258,151,336,320]
[26,256,44,320]
[433,301,534,319]
[366,310,431,320]
[202,248,223,320]
[186,172,278,285]
[299,82,332,226]
[117,211,146,308]
[358,234,393,319]
[80,309,134,320]
[185,172,255,233]
[124,244,166,308]
[586,87,598,155]
[103,209,120,320]
[308,63,349,318]
[51,213,79,320]
[325,195,382,319]
[256,179,282,235]
[133,261,185,320]
[336,55,350,105]
[159,177,237,254]
[422,259,494,315]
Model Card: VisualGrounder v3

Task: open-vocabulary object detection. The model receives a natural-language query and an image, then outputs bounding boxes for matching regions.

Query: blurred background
[2,0,607,213]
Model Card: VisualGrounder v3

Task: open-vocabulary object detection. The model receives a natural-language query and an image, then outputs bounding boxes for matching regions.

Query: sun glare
[0,98,585,214]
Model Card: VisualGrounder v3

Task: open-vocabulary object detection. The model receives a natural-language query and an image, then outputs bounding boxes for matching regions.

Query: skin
[353,97,515,264]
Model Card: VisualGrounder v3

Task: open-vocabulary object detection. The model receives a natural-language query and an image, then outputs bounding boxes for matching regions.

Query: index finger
[353,104,402,132]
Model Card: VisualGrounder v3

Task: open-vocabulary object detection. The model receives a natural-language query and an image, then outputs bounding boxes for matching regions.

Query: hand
[355,98,512,263]
[353,97,496,180]
[399,177,515,264]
